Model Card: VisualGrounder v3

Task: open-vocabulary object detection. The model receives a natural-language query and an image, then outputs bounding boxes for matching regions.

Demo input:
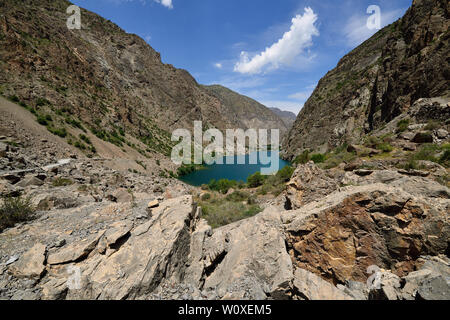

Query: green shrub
[47,127,67,138]
[322,147,357,169]
[439,148,450,167]
[276,165,294,182]
[52,178,73,187]
[0,196,35,232]
[177,164,197,177]
[74,141,86,150]
[8,95,20,103]
[201,193,211,201]
[402,159,419,171]
[377,142,394,153]
[19,101,29,109]
[424,121,440,131]
[310,153,326,164]
[226,191,250,202]
[293,150,310,164]
[79,134,91,145]
[396,119,410,133]
[247,172,266,188]
[208,179,238,194]
[36,97,50,106]
[411,144,440,163]
[65,118,86,132]
[200,199,262,229]
[37,115,49,126]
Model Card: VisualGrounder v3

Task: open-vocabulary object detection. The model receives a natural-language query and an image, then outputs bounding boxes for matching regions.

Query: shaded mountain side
[0,0,287,158]
[201,85,289,135]
[283,0,449,159]
[270,107,297,129]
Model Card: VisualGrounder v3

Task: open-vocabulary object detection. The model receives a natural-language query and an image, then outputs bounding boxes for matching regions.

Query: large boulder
[16,175,44,188]
[106,188,133,203]
[41,196,198,300]
[293,268,353,300]
[401,255,450,300]
[201,207,294,300]
[285,162,339,209]
[9,244,47,279]
[283,184,449,284]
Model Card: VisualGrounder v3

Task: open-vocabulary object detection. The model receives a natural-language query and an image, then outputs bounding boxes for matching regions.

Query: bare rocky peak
[269,107,297,129]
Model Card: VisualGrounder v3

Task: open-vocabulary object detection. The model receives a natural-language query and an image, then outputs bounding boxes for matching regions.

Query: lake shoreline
[179,151,291,187]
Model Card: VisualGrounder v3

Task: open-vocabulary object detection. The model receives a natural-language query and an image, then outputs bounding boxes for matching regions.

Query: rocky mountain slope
[270,107,297,129]
[201,85,290,135]
[0,0,287,159]
[283,0,449,158]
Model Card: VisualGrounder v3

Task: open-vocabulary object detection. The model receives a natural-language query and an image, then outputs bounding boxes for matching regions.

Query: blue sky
[71,0,411,114]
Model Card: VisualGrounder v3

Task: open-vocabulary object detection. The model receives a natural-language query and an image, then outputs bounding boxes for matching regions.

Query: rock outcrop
[199,207,293,300]
[285,161,339,209]
[2,163,448,300]
[284,183,449,284]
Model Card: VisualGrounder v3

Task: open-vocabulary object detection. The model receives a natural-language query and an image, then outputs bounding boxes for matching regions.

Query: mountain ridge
[283,0,449,159]
[269,107,297,129]
[0,0,287,159]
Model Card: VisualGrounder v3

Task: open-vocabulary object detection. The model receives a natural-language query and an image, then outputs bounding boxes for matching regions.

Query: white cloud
[108,0,173,9]
[214,63,223,69]
[155,0,173,9]
[344,8,405,47]
[234,7,319,75]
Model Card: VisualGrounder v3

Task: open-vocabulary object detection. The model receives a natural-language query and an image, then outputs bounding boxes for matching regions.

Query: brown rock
[285,162,339,209]
[106,188,133,203]
[9,244,47,278]
[284,184,449,284]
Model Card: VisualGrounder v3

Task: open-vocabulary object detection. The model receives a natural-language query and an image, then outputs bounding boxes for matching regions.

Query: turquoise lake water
[179,151,291,186]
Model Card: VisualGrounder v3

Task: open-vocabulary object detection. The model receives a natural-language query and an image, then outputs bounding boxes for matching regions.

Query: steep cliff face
[0,0,286,157]
[283,0,449,159]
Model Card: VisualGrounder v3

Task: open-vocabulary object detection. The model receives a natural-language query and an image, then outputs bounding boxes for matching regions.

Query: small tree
[247,172,265,188]
[276,166,295,182]
[0,196,35,232]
